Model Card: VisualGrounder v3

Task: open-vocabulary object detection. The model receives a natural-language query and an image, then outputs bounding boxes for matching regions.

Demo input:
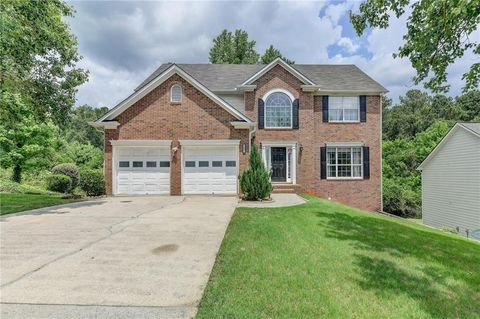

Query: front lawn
[0,193,81,215]
[197,195,480,319]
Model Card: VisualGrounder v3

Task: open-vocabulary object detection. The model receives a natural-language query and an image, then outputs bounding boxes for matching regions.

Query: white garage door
[116,147,170,195]
[183,146,238,195]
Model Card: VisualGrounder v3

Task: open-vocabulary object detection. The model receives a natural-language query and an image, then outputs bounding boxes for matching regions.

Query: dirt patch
[152,244,178,254]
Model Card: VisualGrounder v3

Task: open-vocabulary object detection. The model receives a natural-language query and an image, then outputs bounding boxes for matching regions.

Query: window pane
[171,85,182,102]
[353,165,362,177]
[199,161,209,167]
[327,165,336,177]
[185,161,195,167]
[265,92,292,128]
[352,147,362,164]
[119,161,129,168]
[327,148,336,164]
[329,109,343,121]
[226,160,236,167]
[338,165,351,177]
[160,161,170,168]
[337,148,351,165]
[212,161,222,167]
[344,109,359,121]
[329,97,343,109]
[146,161,157,168]
[133,161,143,168]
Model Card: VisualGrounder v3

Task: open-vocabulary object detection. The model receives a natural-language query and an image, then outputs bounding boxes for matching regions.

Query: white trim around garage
[179,140,241,146]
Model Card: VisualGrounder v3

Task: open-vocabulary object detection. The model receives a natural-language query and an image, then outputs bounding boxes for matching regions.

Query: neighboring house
[92,58,387,211]
[417,123,480,239]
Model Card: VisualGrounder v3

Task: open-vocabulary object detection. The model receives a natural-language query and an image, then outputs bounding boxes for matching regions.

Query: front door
[271,147,286,182]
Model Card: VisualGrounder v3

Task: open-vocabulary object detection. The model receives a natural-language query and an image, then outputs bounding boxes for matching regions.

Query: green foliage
[0,178,57,195]
[79,169,105,196]
[51,163,79,191]
[55,140,103,169]
[239,145,273,200]
[0,93,56,182]
[46,174,72,194]
[209,29,260,64]
[383,121,450,217]
[350,0,480,93]
[63,105,108,149]
[209,29,293,65]
[1,0,88,126]
[261,45,295,64]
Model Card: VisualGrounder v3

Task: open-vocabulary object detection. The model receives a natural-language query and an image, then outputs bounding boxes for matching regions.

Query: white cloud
[337,37,359,53]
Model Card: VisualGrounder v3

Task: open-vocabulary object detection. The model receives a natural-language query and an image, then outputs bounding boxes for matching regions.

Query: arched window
[170,84,182,103]
[264,90,293,128]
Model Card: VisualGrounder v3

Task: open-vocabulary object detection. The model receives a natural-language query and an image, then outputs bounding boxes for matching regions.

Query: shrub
[239,144,273,200]
[79,169,105,196]
[46,174,72,194]
[52,163,79,191]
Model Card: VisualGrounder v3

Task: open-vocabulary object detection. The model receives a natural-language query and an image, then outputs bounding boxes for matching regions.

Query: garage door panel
[183,145,238,195]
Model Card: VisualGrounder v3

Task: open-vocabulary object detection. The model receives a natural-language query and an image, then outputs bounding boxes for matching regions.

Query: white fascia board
[241,58,315,86]
[301,85,321,92]
[110,140,172,147]
[179,140,241,146]
[325,142,365,147]
[261,140,298,146]
[314,90,387,95]
[235,85,257,92]
[417,125,459,170]
[231,121,255,129]
[96,64,252,123]
[89,121,119,129]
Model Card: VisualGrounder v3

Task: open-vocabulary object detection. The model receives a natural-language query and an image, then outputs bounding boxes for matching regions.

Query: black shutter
[322,96,329,122]
[363,146,370,179]
[292,98,299,129]
[258,98,264,129]
[320,147,327,179]
[360,96,367,122]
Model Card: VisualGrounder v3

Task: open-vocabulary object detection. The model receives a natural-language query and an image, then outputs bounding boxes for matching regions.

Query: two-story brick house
[92,58,387,211]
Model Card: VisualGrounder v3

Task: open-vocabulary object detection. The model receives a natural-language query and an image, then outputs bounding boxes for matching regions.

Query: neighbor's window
[329,97,359,122]
[170,84,182,103]
[265,91,292,128]
[326,146,362,178]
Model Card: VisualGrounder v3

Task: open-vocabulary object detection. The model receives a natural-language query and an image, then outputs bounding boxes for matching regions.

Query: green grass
[0,193,81,215]
[197,195,480,319]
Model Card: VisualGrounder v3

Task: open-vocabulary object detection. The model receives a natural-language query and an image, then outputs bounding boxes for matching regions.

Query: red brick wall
[246,65,382,211]
[104,74,249,195]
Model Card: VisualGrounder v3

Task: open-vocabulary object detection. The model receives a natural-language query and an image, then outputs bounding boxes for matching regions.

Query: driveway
[0,196,237,318]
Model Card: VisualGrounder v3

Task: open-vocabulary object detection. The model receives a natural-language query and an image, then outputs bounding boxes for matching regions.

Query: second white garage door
[183,146,238,195]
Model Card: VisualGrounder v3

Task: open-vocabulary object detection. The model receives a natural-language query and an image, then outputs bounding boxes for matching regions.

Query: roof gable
[417,123,480,170]
[95,64,252,124]
[241,58,315,86]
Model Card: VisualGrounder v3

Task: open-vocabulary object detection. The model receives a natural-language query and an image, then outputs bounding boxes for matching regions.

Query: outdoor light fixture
[242,143,247,154]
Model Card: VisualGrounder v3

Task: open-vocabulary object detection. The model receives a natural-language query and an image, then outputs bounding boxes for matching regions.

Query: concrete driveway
[0,196,237,318]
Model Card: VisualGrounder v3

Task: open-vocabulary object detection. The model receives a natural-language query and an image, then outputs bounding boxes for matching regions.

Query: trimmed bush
[239,144,273,200]
[52,163,79,191]
[79,169,105,196]
[46,174,72,194]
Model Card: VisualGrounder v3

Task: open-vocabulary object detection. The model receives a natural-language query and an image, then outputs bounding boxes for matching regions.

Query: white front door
[183,146,238,195]
[116,147,170,195]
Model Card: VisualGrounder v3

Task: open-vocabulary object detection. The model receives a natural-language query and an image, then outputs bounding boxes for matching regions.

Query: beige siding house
[418,123,480,240]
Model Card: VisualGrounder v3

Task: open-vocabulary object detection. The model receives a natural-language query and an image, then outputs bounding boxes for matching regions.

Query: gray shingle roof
[135,63,387,93]
[459,122,480,136]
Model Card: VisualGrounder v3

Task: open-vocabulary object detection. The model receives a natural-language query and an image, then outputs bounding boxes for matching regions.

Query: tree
[64,105,109,149]
[239,145,273,200]
[0,92,56,182]
[1,0,88,126]
[209,29,260,64]
[350,0,480,93]
[261,45,295,64]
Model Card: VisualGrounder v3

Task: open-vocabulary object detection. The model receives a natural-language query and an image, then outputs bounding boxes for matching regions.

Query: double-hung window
[329,97,359,122]
[326,146,362,178]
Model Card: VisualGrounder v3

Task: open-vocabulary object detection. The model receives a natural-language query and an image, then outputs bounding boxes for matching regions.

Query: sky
[67,0,479,109]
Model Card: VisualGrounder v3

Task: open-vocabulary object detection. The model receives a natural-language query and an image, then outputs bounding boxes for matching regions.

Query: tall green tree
[0,93,56,182]
[64,105,109,149]
[1,0,88,126]
[350,0,480,93]
[209,29,260,64]
[261,45,294,64]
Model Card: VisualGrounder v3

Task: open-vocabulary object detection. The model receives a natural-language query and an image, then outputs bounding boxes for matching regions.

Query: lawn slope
[197,195,480,319]
[0,193,81,215]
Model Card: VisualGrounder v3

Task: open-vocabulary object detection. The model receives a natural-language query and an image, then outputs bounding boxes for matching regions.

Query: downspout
[248,124,256,152]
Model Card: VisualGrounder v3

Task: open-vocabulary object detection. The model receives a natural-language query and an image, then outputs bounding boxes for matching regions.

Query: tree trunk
[11,164,22,183]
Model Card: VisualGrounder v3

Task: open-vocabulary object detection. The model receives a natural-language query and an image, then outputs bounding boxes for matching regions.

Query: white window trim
[326,146,363,180]
[263,89,295,129]
[328,96,360,123]
[261,141,297,184]
[170,84,182,103]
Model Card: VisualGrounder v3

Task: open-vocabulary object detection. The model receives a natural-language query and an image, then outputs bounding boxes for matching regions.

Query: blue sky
[67,0,478,108]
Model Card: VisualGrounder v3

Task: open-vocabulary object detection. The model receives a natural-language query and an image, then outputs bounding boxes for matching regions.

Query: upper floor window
[265,91,292,128]
[329,97,359,122]
[170,84,182,103]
